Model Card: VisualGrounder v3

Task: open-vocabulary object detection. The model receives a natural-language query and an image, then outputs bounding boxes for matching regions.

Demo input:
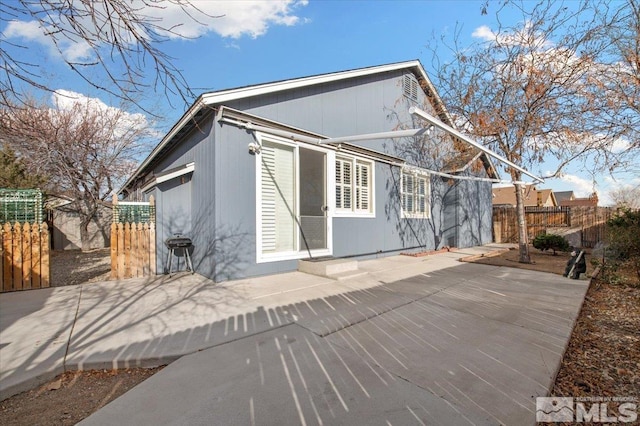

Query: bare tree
[0,94,153,250]
[428,0,623,262]
[594,0,640,161]
[0,0,220,111]
[609,185,640,209]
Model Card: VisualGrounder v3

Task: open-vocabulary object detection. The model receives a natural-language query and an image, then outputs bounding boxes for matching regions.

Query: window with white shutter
[355,160,370,212]
[401,171,430,218]
[335,157,352,210]
[335,155,374,216]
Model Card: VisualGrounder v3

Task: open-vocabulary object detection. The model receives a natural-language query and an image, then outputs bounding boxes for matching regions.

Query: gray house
[121,60,501,282]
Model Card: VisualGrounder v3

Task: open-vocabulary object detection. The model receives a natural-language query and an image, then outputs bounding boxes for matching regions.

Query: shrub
[606,209,640,283]
[532,233,570,255]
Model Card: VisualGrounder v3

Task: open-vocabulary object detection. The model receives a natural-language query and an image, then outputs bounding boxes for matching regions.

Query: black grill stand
[165,236,194,277]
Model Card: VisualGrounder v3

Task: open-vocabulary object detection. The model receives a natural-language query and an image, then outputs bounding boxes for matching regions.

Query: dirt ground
[469,245,587,277]
[1,246,637,425]
[0,368,163,426]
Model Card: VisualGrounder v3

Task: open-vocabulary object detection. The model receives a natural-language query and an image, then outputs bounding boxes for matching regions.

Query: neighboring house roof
[121,60,499,194]
[492,186,557,207]
[44,193,74,209]
[45,193,112,210]
[492,186,519,206]
[554,191,575,203]
[559,193,598,207]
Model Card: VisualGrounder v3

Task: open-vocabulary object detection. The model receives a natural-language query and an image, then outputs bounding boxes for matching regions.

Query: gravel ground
[50,249,111,287]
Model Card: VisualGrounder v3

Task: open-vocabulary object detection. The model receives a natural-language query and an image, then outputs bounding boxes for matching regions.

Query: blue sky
[2,0,636,204]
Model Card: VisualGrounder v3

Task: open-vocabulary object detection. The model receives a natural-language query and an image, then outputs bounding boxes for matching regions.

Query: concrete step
[298,258,359,278]
[327,270,369,281]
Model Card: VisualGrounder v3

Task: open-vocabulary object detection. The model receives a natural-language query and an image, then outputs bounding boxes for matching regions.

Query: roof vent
[403,74,418,101]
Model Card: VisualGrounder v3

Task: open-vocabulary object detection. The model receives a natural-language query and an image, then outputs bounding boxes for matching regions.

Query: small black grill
[165,235,194,276]
[165,237,193,249]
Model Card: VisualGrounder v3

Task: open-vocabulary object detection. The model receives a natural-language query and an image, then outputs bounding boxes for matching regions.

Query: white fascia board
[120,98,205,193]
[156,162,195,184]
[201,61,423,105]
[141,162,195,192]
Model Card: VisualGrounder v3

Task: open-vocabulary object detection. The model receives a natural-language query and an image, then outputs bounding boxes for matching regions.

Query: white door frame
[255,132,333,263]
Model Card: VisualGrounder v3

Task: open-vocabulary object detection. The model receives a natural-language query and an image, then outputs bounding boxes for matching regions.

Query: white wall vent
[403,74,419,101]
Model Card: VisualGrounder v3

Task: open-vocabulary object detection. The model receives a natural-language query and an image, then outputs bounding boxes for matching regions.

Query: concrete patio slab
[322,265,588,425]
[1,244,588,425]
[80,323,492,426]
[0,285,81,400]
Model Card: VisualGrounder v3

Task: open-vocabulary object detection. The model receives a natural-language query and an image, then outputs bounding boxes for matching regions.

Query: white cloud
[51,90,151,138]
[3,20,47,42]
[152,0,310,39]
[3,19,92,61]
[2,0,309,62]
[471,21,552,49]
[557,173,594,198]
[471,25,495,42]
[610,137,631,153]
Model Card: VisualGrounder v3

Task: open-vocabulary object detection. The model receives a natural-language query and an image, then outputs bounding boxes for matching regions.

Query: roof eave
[119,96,206,195]
[120,60,452,194]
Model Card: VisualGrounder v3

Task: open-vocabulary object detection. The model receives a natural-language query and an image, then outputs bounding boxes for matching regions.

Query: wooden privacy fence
[110,195,156,280]
[110,222,156,279]
[493,206,570,242]
[493,206,614,247]
[1,222,50,292]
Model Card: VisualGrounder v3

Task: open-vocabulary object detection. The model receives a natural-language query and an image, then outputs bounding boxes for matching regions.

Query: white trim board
[141,162,195,192]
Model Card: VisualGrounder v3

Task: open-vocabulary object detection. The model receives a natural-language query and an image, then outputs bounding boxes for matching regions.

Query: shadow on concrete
[1,261,589,425]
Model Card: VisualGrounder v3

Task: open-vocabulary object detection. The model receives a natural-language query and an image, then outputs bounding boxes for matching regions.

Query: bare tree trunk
[80,218,92,252]
[514,183,531,263]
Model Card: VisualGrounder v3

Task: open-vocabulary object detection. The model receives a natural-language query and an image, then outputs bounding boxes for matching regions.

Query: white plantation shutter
[261,146,277,252]
[261,142,296,253]
[402,171,430,218]
[336,157,352,210]
[417,176,427,215]
[336,156,373,214]
[402,173,414,213]
[355,160,370,211]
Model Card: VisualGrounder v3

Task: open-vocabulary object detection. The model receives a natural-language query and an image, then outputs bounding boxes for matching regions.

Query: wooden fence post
[2,223,11,291]
[149,222,156,275]
[12,222,22,291]
[117,223,124,279]
[140,223,148,276]
[32,223,42,289]
[40,223,50,288]
[110,223,117,279]
[149,195,156,276]
[124,222,131,278]
[22,223,32,289]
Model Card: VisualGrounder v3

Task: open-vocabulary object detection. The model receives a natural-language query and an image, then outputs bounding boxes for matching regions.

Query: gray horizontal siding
[148,69,492,282]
